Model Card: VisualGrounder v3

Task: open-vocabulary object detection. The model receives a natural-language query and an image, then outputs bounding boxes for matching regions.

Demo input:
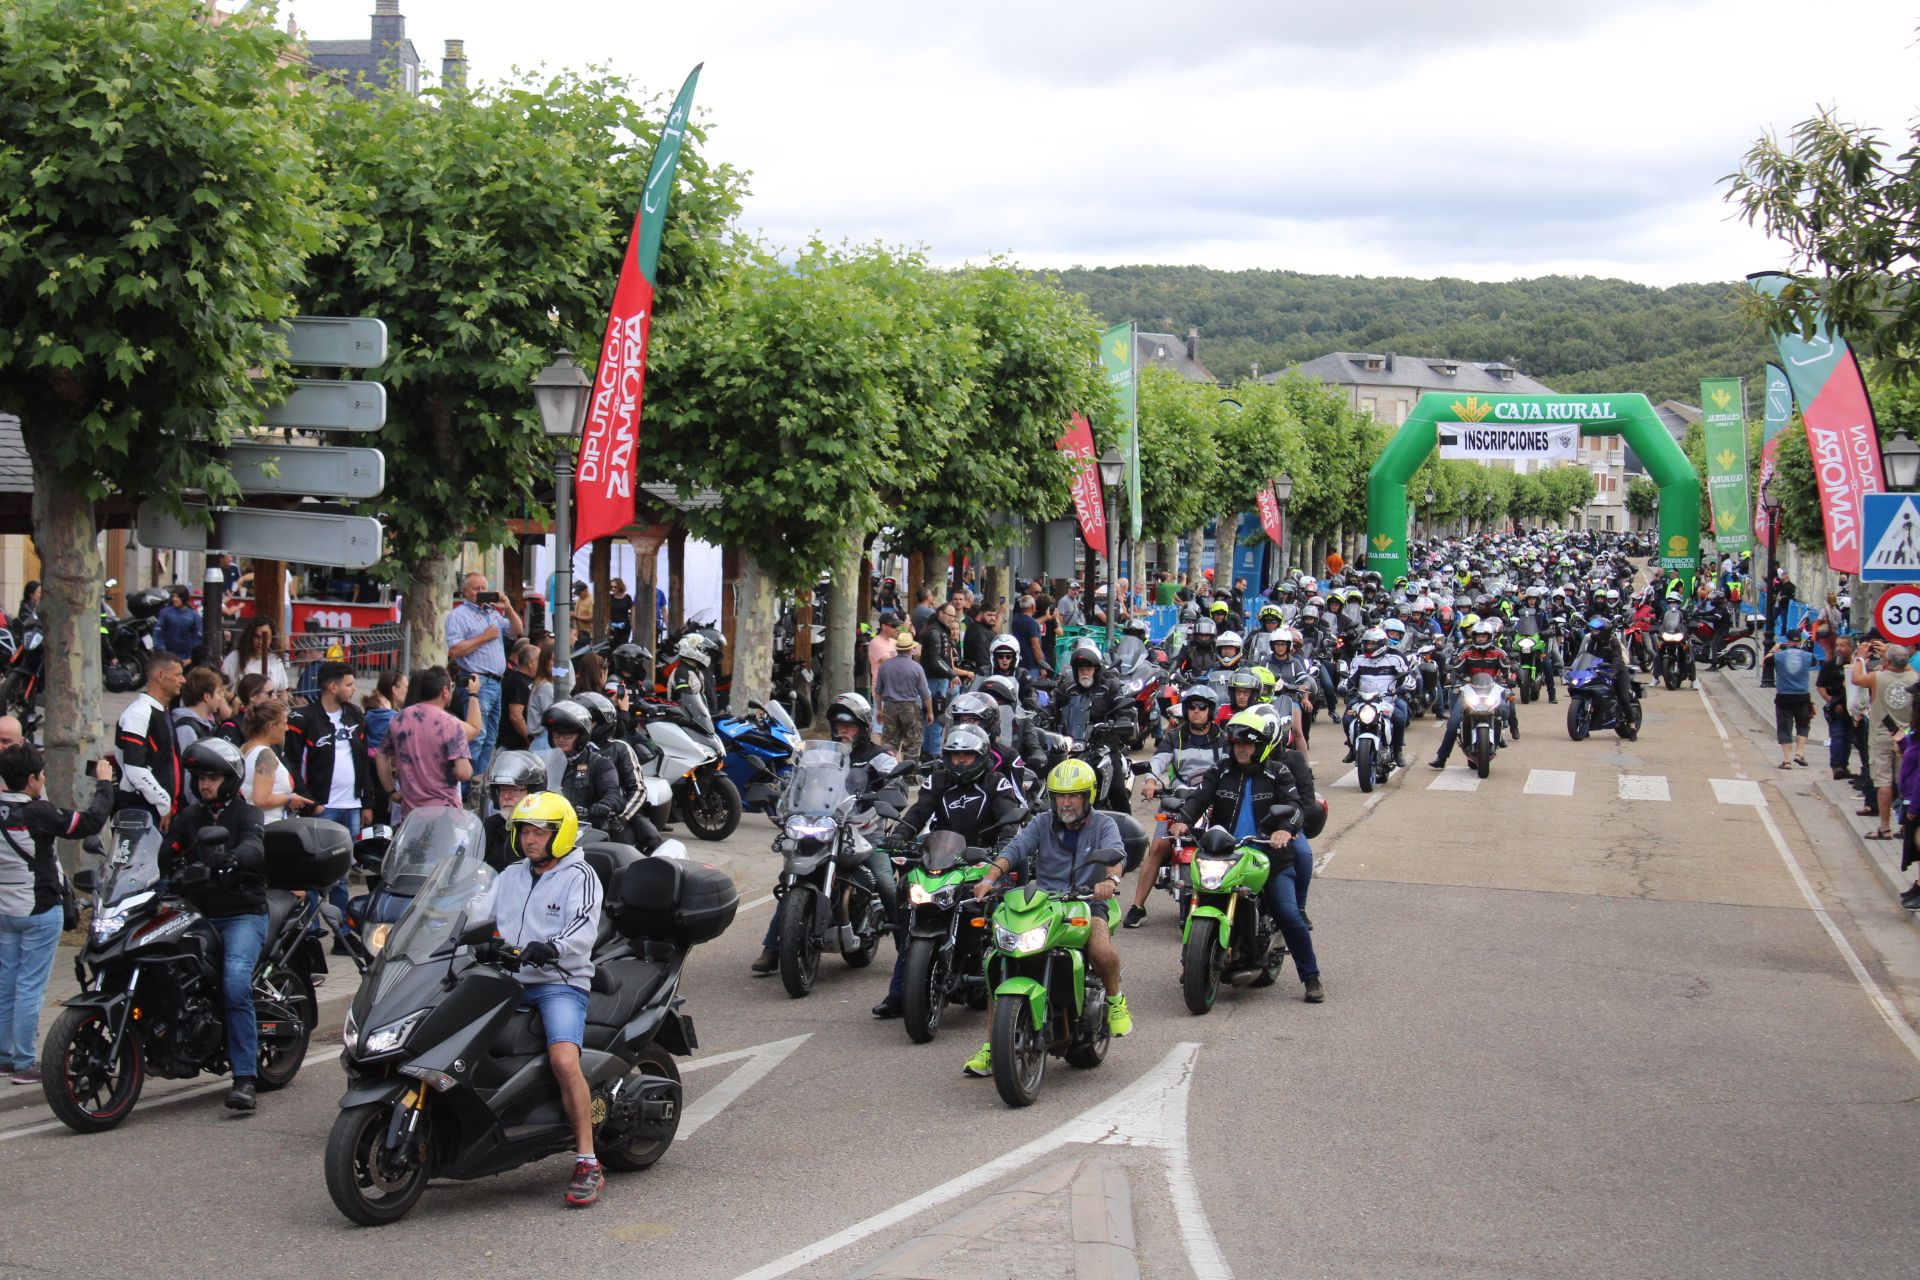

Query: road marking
[740,893,775,913]
[1524,769,1576,796]
[1314,847,1338,872]
[677,1033,809,1140]
[0,1045,347,1142]
[1696,682,1920,1066]
[1617,774,1670,802]
[729,1042,1229,1280]
[1331,768,1359,789]
[1710,777,1766,807]
[1426,771,1480,792]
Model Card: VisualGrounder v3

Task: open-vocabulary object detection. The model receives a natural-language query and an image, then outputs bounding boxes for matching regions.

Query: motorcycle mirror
[1092,846,1124,866]
[196,825,230,848]
[81,835,104,858]
[457,919,497,948]
[72,868,96,895]
[1129,760,1151,775]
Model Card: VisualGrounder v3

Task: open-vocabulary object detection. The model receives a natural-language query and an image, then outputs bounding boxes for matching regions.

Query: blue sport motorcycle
[1564,654,1642,742]
[718,697,800,814]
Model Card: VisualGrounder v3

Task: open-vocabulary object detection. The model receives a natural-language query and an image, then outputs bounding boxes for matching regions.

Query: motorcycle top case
[124,587,171,620]
[261,817,354,890]
[609,856,740,947]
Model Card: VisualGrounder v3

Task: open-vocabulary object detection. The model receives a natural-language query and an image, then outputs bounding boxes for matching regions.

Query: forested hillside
[1048,266,1774,406]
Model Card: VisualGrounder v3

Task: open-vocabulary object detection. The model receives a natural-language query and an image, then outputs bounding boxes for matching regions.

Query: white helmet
[675,634,710,668]
[989,634,1020,661]
[1216,631,1243,651]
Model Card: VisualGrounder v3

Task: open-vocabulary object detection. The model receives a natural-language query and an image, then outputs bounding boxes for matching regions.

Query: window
[1360,397,1377,418]
[1394,399,1409,424]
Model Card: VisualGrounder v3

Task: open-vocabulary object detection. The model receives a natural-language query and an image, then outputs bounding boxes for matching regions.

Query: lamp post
[1272,471,1295,589]
[1761,482,1781,685]
[1098,448,1125,650]
[1424,486,1435,541]
[532,351,589,698]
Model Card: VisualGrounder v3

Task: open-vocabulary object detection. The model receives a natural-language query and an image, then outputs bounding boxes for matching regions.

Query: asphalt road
[5,671,1919,1280]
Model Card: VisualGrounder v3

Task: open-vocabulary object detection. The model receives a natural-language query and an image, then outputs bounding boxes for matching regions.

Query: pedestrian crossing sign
[1862,492,1920,582]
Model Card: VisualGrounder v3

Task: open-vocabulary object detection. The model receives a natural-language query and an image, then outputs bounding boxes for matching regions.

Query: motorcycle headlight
[1195,858,1234,890]
[908,883,933,905]
[90,890,153,942]
[784,816,836,843]
[361,1008,430,1057]
[1661,633,1684,643]
[1358,705,1377,724]
[1125,677,1146,695]
[365,922,392,955]
[995,924,1049,955]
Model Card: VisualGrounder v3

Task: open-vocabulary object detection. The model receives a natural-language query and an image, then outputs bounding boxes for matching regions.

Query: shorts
[1773,697,1811,745]
[1870,733,1901,787]
[520,981,589,1047]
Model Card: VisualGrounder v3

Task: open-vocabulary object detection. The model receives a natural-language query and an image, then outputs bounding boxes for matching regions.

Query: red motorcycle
[1689,618,1757,672]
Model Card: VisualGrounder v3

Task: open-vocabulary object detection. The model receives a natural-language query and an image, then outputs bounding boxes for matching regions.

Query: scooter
[344,807,484,956]
[325,841,736,1225]
[633,700,742,841]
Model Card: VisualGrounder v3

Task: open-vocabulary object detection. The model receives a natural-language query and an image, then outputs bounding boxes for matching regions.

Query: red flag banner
[1256,486,1283,544]
[1057,412,1107,557]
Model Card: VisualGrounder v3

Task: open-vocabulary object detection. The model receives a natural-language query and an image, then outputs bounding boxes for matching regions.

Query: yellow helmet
[508,791,580,859]
[1251,665,1277,697]
[1225,708,1278,754]
[1046,758,1098,800]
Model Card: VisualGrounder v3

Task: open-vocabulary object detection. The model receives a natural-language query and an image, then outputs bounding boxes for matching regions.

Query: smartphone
[477,591,502,605]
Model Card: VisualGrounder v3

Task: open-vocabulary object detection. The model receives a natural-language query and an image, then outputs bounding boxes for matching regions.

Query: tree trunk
[27,465,102,815]
[632,537,659,678]
[667,527,686,637]
[824,530,862,705]
[1186,526,1206,589]
[906,550,925,615]
[589,537,612,641]
[983,566,1009,627]
[733,550,779,713]
[403,550,456,673]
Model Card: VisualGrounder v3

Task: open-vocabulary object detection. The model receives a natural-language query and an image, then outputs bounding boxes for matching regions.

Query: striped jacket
[473,851,602,991]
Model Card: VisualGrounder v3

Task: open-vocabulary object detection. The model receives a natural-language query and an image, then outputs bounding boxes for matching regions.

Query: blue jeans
[317,806,363,923]
[1288,834,1312,911]
[470,675,504,777]
[0,905,62,1069]
[209,912,267,1079]
[1260,865,1318,980]
[521,982,588,1047]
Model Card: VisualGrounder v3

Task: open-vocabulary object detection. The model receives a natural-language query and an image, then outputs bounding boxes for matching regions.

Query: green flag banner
[1100,322,1141,542]
[1701,377,1752,554]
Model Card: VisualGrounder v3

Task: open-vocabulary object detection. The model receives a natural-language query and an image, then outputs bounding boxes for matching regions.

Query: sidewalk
[1710,666,1918,908]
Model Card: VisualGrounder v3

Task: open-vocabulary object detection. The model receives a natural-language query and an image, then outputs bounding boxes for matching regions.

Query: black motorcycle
[326,839,736,1225]
[101,583,166,694]
[41,814,352,1132]
[771,742,910,998]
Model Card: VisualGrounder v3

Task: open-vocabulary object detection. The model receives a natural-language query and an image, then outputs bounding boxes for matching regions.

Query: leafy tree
[1626,474,1660,520]
[1727,106,1920,381]
[0,0,327,800]
[1130,367,1219,546]
[298,71,746,664]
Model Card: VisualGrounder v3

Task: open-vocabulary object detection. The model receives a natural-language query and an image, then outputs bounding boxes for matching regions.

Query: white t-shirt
[326,709,357,809]
[243,743,294,825]
[224,650,290,695]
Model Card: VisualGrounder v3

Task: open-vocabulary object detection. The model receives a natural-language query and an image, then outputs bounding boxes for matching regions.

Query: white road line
[678,1034,809,1140]
[1331,769,1359,789]
[1363,791,1387,811]
[1696,682,1920,1065]
[1617,774,1670,802]
[729,1042,1228,1280]
[1524,769,1576,796]
[1314,848,1338,873]
[740,893,775,913]
[1710,777,1767,807]
[1426,771,1481,792]
[0,1045,347,1142]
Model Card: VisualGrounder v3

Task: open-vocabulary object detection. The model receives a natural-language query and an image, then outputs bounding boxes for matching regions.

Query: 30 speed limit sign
[1875,584,1920,645]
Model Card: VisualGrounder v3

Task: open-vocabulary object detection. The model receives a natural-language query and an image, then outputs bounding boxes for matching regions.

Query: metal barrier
[288,622,405,698]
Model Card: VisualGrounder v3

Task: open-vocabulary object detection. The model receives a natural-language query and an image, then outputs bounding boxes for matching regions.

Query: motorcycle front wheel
[1355,738,1376,793]
[1722,643,1756,672]
[1471,732,1492,779]
[1567,699,1590,741]
[1664,664,1681,692]
[599,1050,681,1172]
[1181,917,1223,1015]
[778,888,820,998]
[902,937,949,1044]
[680,773,741,841]
[990,994,1047,1108]
[326,1100,431,1226]
[40,1006,145,1133]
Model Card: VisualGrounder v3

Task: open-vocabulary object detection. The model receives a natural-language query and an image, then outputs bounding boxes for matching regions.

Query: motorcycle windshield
[381,807,487,897]
[1516,616,1541,637]
[99,810,162,907]
[778,741,853,818]
[1111,636,1146,674]
[384,848,495,968]
[762,698,797,735]
[922,829,965,874]
[1662,608,1685,633]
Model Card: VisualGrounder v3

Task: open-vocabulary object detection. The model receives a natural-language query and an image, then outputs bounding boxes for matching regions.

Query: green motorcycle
[982,879,1119,1108]
[1180,825,1287,1015]
[897,831,997,1044]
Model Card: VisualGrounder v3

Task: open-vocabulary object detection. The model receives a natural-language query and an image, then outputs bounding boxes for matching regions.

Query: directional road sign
[135,503,384,570]
[1861,492,1920,582]
[261,379,386,431]
[223,444,386,501]
[282,316,388,369]
[1874,583,1920,646]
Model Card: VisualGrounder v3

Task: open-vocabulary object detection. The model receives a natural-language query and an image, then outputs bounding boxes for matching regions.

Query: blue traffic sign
[1862,492,1920,582]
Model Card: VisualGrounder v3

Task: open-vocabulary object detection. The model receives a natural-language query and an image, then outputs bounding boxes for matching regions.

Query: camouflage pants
[880,700,923,765]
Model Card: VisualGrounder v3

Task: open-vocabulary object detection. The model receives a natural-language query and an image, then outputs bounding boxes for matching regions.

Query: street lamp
[1884,429,1920,490]
[1271,471,1294,583]
[532,351,589,697]
[1424,486,1435,540]
[1761,481,1782,684]
[1098,448,1124,648]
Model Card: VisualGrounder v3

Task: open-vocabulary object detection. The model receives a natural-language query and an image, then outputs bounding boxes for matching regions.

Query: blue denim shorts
[520,981,589,1047]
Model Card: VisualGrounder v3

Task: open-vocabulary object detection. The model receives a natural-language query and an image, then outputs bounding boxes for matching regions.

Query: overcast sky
[275,0,1917,286]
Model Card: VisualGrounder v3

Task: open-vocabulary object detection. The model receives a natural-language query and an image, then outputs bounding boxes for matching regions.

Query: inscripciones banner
[1435,422,1579,462]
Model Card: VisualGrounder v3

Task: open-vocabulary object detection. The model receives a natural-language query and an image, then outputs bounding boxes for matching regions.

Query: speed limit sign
[1875,584,1920,645]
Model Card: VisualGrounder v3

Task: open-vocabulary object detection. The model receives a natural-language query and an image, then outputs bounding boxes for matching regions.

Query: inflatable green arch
[1364,392,1700,587]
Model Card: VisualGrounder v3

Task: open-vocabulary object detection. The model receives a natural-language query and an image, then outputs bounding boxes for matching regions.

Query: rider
[1428,620,1514,769]
[1172,617,1219,680]
[1341,626,1414,769]
[985,634,1044,709]
[1213,631,1245,672]
[469,792,607,1208]
[1129,685,1225,927]
[1049,640,1128,803]
[668,634,717,736]
[1585,614,1639,727]
[1168,711,1322,1003]
[946,690,1020,787]
[481,749,548,871]
[541,701,628,841]
[961,759,1132,1078]
[572,691,654,848]
[1248,605,1287,666]
[158,738,268,1113]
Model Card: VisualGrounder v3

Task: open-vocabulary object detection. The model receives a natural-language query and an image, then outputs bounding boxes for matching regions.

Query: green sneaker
[961,1042,992,1077]
[1107,992,1133,1037]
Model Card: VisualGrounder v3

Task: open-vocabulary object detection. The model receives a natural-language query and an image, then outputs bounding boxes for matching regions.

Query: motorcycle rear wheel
[326,1100,431,1226]
[40,1006,145,1134]
[778,889,820,998]
[902,937,949,1044]
[255,971,315,1091]
[599,1050,681,1172]
[1722,643,1756,672]
[990,994,1047,1108]
[680,774,741,841]
[1355,739,1376,793]
[1180,917,1222,1016]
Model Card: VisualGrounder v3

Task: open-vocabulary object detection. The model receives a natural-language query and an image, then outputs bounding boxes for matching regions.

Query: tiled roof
[1135,332,1216,383]
[1269,351,1558,396]
[0,417,30,496]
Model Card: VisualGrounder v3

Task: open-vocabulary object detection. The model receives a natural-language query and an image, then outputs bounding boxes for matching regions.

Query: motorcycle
[1690,618,1757,673]
[41,814,352,1133]
[633,699,742,841]
[1513,623,1547,704]
[1343,690,1397,793]
[895,830,998,1044]
[325,836,736,1224]
[1044,714,1143,829]
[981,877,1120,1108]
[1654,605,1693,690]
[770,741,910,999]
[345,807,485,957]
[1457,673,1508,779]
[101,583,165,694]
[1180,824,1289,1015]
[1107,636,1165,751]
[717,697,800,814]
[1565,653,1642,741]
[0,621,45,736]
[1151,785,1198,922]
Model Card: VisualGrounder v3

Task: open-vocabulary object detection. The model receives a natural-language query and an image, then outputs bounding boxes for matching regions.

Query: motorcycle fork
[102,967,141,1064]
[384,1084,429,1161]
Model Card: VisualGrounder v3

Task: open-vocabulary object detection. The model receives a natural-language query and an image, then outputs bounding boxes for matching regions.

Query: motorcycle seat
[263,889,302,941]
[584,956,672,1029]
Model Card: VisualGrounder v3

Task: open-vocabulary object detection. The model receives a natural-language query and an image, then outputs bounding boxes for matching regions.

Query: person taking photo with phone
[445,573,523,780]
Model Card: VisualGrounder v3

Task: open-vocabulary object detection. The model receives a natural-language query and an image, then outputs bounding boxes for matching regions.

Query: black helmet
[941,723,993,784]
[542,699,594,746]
[184,737,245,805]
[487,749,548,798]
[979,674,1021,707]
[948,690,996,727]
[574,691,619,742]
[610,643,651,684]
